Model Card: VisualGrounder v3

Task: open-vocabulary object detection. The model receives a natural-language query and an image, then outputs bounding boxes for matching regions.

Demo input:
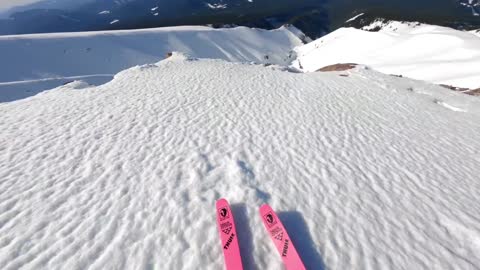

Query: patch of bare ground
[316,63,357,72]
[440,84,480,97]
[439,84,470,92]
[464,88,480,96]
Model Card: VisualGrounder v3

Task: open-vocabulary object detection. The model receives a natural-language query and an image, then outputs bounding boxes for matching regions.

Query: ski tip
[216,198,229,207]
[259,203,272,212]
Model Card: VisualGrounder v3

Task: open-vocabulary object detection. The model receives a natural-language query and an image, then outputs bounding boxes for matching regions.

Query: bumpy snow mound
[0,25,302,83]
[1,57,480,269]
[293,21,480,89]
[0,25,303,102]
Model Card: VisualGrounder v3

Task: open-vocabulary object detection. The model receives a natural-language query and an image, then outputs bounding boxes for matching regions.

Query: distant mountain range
[0,0,479,37]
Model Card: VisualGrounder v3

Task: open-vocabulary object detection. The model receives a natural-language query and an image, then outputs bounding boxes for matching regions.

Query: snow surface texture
[0,25,302,102]
[345,13,364,23]
[460,0,480,16]
[293,21,480,89]
[1,54,480,269]
[206,3,228,10]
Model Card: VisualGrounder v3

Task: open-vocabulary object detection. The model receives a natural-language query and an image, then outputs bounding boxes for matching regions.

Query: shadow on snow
[231,203,325,270]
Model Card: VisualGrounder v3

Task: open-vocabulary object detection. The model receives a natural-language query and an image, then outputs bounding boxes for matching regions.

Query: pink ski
[260,204,306,270]
[216,198,244,270]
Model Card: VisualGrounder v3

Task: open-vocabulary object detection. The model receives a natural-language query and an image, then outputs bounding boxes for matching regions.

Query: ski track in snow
[0,57,480,270]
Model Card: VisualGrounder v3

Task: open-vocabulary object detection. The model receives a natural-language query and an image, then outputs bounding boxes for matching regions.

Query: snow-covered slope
[1,54,480,270]
[0,25,302,102]
[293,21,480,89]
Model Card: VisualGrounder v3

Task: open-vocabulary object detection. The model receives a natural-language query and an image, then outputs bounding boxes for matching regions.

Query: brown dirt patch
[316,63,358,72]
[465,88,480,96]
[440,84,480,97]
[439,84,469,92]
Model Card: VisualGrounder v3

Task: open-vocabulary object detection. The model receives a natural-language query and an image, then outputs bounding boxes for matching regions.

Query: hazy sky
[0,0,96,16]
[0,0,41,11]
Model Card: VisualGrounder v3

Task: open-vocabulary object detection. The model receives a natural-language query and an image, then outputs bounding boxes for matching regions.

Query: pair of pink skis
[216,198,306,270]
